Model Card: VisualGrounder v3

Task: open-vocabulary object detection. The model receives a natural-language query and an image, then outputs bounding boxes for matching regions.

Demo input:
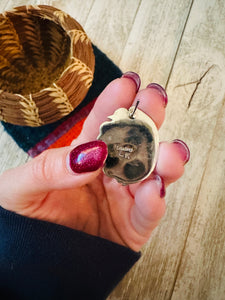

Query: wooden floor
[0,0,225,299]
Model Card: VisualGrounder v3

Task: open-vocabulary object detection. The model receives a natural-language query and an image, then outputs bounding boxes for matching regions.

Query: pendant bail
[129,100,140,119]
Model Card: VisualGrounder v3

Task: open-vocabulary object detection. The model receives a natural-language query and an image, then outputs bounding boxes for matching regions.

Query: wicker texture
[0,5,95,126]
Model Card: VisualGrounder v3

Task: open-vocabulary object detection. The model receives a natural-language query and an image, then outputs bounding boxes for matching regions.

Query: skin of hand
[0,74,190,252]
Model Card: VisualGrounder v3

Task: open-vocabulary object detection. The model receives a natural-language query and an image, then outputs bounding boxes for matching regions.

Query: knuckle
[30,150,52,184]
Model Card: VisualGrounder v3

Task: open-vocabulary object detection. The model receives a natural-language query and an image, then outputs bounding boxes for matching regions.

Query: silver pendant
[98,101,159,185]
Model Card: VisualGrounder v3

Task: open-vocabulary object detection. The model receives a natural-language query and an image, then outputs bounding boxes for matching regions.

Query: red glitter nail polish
[146,83,168,107]
[172,139,190,164]
[69,141,108,173]
[122,72,141,92]
[153,174,166,198]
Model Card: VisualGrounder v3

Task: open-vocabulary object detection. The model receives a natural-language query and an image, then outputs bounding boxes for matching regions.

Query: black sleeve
[0,206,140,300]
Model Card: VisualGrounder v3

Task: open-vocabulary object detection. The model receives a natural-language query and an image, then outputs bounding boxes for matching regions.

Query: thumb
[0,141,107,202]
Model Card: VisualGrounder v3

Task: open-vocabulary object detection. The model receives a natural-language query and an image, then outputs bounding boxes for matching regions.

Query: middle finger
[131,83,168,129]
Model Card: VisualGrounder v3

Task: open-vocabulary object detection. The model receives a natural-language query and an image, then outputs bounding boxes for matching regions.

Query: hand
[0,73,190,252]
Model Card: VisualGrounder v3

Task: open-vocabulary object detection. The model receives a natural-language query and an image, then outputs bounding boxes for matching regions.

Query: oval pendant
[98,103,159,185]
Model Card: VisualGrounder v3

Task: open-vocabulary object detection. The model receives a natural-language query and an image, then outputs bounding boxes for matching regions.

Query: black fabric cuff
[0,206,140,300]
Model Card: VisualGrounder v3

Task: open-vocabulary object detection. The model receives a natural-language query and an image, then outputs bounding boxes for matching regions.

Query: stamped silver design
[98,103,159,185]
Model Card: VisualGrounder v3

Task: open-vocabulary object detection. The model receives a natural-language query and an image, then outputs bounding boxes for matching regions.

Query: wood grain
[172,99,225,300]
[0,126,29,174]
[119,0,193,87]
[0,0,224,299]
[84,0,141,65]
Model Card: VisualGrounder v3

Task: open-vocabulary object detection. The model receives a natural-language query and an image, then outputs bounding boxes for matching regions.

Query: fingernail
[172,139,190,164]
[146,83,168,107]
[154,174,166,198]
[122,71,141,92]
[69,141,108,173]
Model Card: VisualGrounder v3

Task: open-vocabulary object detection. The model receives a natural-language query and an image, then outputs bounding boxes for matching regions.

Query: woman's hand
[0,74,189,252]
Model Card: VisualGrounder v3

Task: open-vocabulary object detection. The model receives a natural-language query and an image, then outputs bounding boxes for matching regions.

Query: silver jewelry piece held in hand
[98,101,159,185]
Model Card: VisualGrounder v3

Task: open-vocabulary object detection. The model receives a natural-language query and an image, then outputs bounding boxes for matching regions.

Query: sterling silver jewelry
[98,101,159,185]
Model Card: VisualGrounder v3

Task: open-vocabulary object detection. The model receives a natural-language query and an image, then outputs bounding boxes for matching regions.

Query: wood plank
[0,0,95,25]
[0,125,29,173]
[119,0,193,87]
[41,0,95,25]
[172,98,225,300]
[170,0,225,297]
[109,0,225,298]
[0,0,24,11]
[84,0,141,66]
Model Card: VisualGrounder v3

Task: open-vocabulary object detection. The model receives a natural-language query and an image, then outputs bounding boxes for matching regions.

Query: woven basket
[0,5,95,126]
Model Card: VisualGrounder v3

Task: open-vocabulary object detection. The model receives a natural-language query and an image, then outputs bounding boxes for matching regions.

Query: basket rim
[0,4,95,126]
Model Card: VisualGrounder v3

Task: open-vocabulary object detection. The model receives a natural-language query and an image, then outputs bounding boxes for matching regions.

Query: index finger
[77,74,167,143]
[78,76,138,142]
